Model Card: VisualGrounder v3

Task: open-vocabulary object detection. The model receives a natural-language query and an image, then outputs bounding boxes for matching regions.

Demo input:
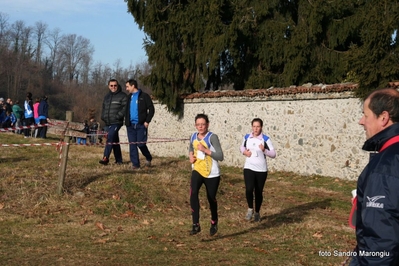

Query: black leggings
[244,169,268,213]
[190,170,220,225]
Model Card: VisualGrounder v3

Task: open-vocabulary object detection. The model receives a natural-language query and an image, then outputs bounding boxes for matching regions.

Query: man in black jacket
[350,88,399,265]
[125,79,155,169]
[99,79,128,165]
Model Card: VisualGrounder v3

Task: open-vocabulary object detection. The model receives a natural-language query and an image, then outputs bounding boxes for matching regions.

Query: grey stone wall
[120,89,369,180]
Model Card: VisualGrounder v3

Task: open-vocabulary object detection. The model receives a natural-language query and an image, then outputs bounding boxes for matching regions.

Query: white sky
[1,0,147,68]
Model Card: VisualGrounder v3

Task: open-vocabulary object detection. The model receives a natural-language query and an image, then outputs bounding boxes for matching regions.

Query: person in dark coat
[38,96,49,138]
[99,79,128,165]
[125,79,155,169]
[350,88,399,265]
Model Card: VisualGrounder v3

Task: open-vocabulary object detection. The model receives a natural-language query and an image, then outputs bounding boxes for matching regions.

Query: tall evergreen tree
[126,0,399,112]
[346,0,399,97]
[127,0,234,112]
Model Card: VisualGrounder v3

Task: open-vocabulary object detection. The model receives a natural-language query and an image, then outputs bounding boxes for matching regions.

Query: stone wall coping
[181,82,358,100]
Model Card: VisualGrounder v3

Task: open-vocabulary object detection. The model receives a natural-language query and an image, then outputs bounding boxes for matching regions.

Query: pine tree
[126,0,399,112]
[346,0,399,98]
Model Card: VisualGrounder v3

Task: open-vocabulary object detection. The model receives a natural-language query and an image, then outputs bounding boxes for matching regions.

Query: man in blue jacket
[125,79,154,170]
[350,88,399,265]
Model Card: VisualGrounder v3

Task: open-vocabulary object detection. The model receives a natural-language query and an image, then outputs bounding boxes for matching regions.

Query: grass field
[0,132,357,265]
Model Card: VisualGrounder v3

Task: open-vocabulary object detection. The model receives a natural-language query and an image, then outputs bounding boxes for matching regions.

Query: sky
[1,0,147,69]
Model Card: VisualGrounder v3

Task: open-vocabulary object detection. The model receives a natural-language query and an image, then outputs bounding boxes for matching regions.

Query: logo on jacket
[366,196,385,209]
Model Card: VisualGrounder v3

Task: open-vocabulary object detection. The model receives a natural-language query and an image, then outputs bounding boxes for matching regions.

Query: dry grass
[0,132,357,266]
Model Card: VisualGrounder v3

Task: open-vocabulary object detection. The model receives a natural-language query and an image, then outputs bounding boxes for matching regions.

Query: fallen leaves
[112,194,121,200]
[93,238,112,244]
[254,247,268,254]
[95,221,107,231]
[313,231,323,238]
[80,217,87,225]
[120,211,135,218]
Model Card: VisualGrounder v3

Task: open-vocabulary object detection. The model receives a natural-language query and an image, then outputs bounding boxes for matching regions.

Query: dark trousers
[23,117,34,137]
[190,170,220,225]
[244,169,268,213]
[127,123,152,167]
[39,118,47,138]
[103,124,122,163]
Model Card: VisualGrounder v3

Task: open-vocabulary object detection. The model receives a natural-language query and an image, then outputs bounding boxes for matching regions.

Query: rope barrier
[0,121,71,132]
[0,138,189,148]
[0,123,53,132]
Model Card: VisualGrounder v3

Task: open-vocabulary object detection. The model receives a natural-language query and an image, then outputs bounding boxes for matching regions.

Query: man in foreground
[350,88,399,265]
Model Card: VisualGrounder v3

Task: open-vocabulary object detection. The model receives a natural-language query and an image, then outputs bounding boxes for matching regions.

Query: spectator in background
[23,92,34,138]
[0,104,6,127]
[77,120,89,145]
[12,100,23,134]
[99,79,128,165]
[89,118,99,144]
[0,98,4,116]
[32,97,40,137]
[1,110,16,129]
[38,96,49,138]
[5,98,12,113]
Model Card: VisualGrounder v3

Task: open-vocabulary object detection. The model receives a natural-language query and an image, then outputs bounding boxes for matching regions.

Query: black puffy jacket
[101,87,128,126]
[353,123,399,265]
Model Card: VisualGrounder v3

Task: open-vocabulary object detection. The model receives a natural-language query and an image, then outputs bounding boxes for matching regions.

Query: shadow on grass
[223,173,244,185]
[202,198,332,242]
[0,156,28,163]
[157,158,186,167]
[63,167,147,192]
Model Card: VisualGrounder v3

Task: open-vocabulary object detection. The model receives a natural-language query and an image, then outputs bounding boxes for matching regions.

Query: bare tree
[33,21,48,65]
[7,20,35,99]
[44,28,62,79]
[58,34,94,83]
[0,13,11,97]
[91,62,113,86]
[80,52,92,85]
[0,12,10,47]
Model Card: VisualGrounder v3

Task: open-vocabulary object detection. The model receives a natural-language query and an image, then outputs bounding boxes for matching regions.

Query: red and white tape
[0,123,56,132]
[0,138,189,147]
[0,142,61,147]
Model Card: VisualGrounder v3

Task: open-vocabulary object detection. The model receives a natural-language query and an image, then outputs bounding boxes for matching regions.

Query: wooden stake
[57,135,70,195]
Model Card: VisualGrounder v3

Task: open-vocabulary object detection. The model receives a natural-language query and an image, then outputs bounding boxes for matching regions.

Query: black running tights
[244,169,268,213]
[190,170,220,225]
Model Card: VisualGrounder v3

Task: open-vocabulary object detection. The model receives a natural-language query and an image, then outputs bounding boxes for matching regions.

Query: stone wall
[120,83,370,180]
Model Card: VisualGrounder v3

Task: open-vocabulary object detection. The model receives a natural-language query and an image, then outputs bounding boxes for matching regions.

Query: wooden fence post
[66,111,73,123]
[50,112,87,195]
[57,111,73,195]
[57,131,70,195]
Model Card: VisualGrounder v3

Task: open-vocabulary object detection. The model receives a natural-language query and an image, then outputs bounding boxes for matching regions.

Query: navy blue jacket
[125,90,154,126]
[353,123,399,265]
[38,99,49,118]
